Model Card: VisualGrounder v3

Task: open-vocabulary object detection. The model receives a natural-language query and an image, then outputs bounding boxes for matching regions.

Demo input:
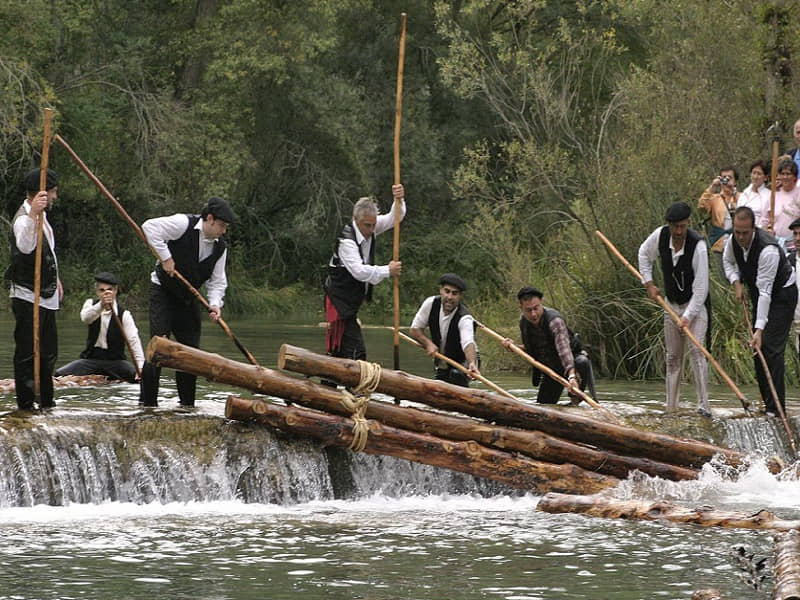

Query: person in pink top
[760,158,800,252]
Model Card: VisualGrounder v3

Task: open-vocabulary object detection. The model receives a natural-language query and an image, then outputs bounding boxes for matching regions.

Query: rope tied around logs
[339,360,382,452]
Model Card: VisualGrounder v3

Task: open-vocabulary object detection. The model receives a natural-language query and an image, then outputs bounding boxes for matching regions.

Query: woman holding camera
[697,166,740,276]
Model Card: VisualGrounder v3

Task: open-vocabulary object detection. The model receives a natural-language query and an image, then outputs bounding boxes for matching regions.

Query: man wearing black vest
[139,197,235,407]
[55,272,144,382]
[638,201,711,416]
[8,168,63,411]
[409,273,480,386]
[502,286,595,404]
[724,206,797,416]
[324,184,405,360]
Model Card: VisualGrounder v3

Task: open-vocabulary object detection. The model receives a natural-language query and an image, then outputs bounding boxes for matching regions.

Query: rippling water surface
[0,315,796,599]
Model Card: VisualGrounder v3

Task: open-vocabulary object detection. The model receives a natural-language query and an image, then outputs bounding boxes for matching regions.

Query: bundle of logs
[146,337,767,494]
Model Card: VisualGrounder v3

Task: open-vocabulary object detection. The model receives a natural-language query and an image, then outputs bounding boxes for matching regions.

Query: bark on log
[775,530,800,600]
[276,344,745,469]
[226,396,618,495]
[537,492,800,531]
[146,336,698,480]
[227,395,697,481]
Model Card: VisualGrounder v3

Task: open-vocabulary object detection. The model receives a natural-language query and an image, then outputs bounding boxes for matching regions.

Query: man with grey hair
[324,184,406,360]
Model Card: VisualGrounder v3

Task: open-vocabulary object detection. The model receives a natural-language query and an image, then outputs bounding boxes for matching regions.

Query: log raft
[146,337,709,480]
[226,396,618,495]
[276,344,746,469]
[538,492,800,531]
[775,530,800,600]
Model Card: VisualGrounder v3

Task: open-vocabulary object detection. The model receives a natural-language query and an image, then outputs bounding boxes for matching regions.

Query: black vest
[80,304,128,361]
[731,228,792,306]
[658,226,702,305]
[519,308,580,371]
[155,215,227,303]
[324,223,375,319]
[6,204,57,298]
[427,297,472,365]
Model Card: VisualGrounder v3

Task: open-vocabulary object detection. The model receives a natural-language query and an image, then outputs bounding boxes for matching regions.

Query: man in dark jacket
[724,206,797,416]
[8,168,62,410]
[409,273,480,386]
[138,197,235,407]
[503,286,595,404]
[324,184,405,360]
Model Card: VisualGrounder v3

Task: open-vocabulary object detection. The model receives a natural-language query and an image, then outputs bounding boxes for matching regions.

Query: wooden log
[537,492,800,531]
[226,394,698,481]
[775,530,800,600]
[276,343,746,469]
[226,396,618,495]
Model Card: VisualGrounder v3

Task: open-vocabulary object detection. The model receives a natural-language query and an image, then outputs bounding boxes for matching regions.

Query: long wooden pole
[474,320,621,425]
[398,331,517,399]
[740,298,797,454]
[595,230,752,413]
[54,134,260,367]
[392,13,407,371]
[33,108,53,401]
[770,133,780,231]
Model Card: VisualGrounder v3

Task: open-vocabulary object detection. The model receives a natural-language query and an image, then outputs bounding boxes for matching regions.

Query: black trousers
[536,353,593,404]
[12,298,58,410]
[329,315,367,361]
[435,367,470,387]
[139,283,202,406]
[753,283,797,413]
[56,358,137,382]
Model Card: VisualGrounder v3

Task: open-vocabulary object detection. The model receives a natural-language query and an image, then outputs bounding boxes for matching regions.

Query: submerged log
[276,344,746,469]
[775,530,800,600]
[226,396,618,494]
[227,395,698,481]
[147,337,698,480]
[537,492,800,531]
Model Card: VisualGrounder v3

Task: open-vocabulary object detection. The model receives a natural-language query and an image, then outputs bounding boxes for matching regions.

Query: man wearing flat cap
[7,167,62,411]
[410,273,480,386]
[724,206,797,416]
[502,286,595,404]
[324,184,406,361]
[638,201,711,416]
[56,272,144,382]
[139,196,235,407]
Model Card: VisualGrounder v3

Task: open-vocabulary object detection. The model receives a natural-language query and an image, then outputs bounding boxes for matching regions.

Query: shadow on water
[0,314,797,598]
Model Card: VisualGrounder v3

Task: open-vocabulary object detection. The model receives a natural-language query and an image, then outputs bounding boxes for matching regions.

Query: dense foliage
[2,0,800,379]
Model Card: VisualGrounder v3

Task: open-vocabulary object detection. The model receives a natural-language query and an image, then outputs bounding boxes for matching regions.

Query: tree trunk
[537,492,800,531]
[775,530,800,600]
[226,393,697,481]
[225,396,618,495]
[276,343,746,469]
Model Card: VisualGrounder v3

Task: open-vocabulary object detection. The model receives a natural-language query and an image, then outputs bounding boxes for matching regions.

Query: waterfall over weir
[0,412,506,508]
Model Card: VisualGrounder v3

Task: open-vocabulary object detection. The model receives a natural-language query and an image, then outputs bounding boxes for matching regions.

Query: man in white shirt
[724,206,797,416]
[8,168,63,411]
[638,201,711,415]
[139,197,234,407]
[324,184,405,360]
[56,272,144,382]
[409,273,479,386]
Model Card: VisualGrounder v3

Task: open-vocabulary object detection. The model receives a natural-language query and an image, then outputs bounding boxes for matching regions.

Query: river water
[0,314,797,599]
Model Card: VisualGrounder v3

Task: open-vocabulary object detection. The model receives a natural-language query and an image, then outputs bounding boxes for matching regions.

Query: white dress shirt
[9,200,60,310]
[723,234,796,330]
[80,299,145,369]
[142,214,228,307]
[738,183,769,224]
[410,295,476,353]
[638,226,709,321]
[336,200,406,289]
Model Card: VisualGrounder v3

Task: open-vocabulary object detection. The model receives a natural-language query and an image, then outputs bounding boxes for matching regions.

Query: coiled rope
[339,360,382,451]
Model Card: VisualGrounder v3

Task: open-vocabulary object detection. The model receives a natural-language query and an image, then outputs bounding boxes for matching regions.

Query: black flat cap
[790,217,800,230]
[206,196,235,223]
[94,272,119,285]
[664,201,691,222]
[517,286,544,301]
[24,168,58,193]
[439,273,467,291]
